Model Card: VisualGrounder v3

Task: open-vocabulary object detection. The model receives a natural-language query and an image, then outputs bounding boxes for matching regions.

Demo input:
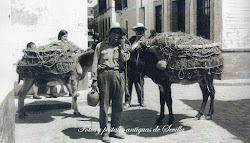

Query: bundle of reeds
[141,32,223,83]
[16,42,81,79]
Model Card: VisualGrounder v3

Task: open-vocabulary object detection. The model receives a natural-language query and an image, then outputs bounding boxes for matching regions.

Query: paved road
[15,78,250,143]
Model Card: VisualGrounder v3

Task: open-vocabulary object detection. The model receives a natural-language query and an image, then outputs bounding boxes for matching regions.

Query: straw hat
[107,22,127,36]
[131,23,147,31]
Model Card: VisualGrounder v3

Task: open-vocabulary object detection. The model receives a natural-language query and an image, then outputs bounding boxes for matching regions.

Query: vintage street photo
[0,0,249,143]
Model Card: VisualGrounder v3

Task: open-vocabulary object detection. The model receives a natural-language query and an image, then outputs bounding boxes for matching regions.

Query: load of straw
[16,41,83,79]
[141,32,223,83]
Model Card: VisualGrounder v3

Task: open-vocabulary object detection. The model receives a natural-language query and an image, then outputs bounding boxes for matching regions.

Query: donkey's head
[129,42,160,75]
[77,49,94,80]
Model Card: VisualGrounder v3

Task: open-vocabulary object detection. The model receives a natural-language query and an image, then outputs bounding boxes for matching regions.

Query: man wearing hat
[124,23,147,109]
[91,22,130,143]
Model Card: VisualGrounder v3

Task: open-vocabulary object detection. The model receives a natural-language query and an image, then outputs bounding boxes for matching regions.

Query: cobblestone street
[15,78,250,143]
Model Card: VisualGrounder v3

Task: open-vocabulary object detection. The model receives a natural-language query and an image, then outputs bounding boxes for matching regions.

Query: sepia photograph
[0,0,249,143]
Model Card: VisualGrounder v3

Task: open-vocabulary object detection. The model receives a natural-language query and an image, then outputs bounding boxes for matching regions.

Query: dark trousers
[125,70,144,105]
[98,70,125,130]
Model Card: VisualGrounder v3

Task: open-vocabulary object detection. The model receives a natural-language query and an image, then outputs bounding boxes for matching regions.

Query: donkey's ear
[138,42,148,51]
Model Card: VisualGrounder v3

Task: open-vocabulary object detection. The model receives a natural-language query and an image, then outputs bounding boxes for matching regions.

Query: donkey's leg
[165,84,174,125]
[156,86,166,125]
[69,77,81,116]
[206,76,215,120]
[65,83,72,97]
[32,84,41,99]
[196,78,210,120]
[18,78,35,118]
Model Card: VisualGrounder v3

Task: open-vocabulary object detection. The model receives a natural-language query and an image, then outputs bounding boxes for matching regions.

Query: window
[99,20,102,40]
[115,0,122,11]
[104,19,107,38]
[171,0,185,32]
[102,20,105,39]
[106,18,108,33]
[155,5,162,33]
[126,20,128,38]
[98,0,107,14]
[197,0,210,39]
[108,17,111,30]
[123,0,127,9]
[115,0,127,11]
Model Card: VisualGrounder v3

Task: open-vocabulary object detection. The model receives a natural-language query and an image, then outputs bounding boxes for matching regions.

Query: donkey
[128,45,218,125]
[17,49,94,118]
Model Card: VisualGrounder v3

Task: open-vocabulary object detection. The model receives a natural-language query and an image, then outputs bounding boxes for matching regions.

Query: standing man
[91,22,130,143]
[124,23,147,109]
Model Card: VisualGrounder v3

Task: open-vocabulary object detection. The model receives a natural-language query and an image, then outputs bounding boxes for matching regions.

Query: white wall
[222,0,250,49]
[143,0,156,36]
[116,0,138,38]
[0,0,12,102]
[11,0,88,50]
[0,0,88,101]
[117,0,151,38]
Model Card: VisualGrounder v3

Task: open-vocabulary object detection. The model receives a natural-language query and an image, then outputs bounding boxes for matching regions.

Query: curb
[214,79,250,86]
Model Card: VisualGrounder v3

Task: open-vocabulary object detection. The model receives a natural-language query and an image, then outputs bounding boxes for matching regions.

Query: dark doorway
[197,0,210,39]
[171,0,185,32]
[155,5,162,33]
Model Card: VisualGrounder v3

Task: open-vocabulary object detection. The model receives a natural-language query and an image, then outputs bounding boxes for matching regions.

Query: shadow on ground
[121,109,192,137]
[61,108,193,140]
[182,99,250,143]
[62,127,100,140]
[23,100,71,111]
[15,100,99,124]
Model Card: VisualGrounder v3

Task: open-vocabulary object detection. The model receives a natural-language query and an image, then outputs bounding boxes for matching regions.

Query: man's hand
[121,43,131,53]
[91,80,98,90]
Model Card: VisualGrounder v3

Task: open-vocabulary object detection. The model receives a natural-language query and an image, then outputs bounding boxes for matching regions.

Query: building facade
[95,0,250,50]
[96,0,115,40]
[95,0,250,79]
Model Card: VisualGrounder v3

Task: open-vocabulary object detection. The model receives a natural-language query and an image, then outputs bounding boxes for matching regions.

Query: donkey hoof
[194,113,203,120]
[194,116,201,120]
[74,111,81,116]
[205,115,212,120]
